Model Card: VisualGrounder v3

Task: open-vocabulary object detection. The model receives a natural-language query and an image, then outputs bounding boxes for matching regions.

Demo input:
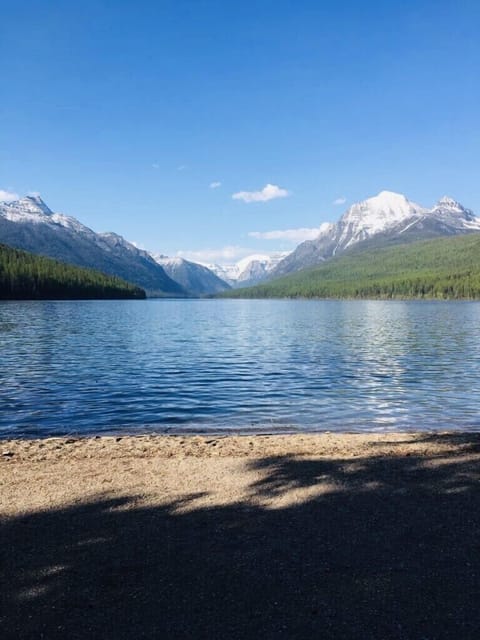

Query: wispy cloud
[249,223,331,244]
[152,163,160,169]
[177,164,187,171]
[209,181,222,189]
[333,196,346,205]
[177,245,253,264]
[232,183,290,203]
[0,189,19,202]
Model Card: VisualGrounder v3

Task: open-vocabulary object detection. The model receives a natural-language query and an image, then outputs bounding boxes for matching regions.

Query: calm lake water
[1,299,480,438]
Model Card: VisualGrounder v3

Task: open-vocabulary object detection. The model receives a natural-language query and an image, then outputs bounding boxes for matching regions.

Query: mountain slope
[272,191,480,277]
[0,196,185,297]
[152,255,230,295]
[0,242,146,300]
[221,233,480,300]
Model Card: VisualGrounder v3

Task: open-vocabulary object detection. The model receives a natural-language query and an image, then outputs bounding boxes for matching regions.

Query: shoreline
[3,428,480,444]
[3,429,480,458]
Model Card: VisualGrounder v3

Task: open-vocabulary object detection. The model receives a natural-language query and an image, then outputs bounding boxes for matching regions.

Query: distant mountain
[152,255,231,295]
[206,253,290,287]
[0,242,146,300]
[272,191,480,277]
[0,196,185,297]
[222,233,480,300]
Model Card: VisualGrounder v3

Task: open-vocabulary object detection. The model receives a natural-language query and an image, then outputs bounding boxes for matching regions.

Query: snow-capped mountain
[4,190,477,295]
[152,255,230,296]
[2,194,55,219]
[332,191,426,250]
[205,252,290,287]
[0,195,185,296]
[272,191,480,278]
[428,196,480,229]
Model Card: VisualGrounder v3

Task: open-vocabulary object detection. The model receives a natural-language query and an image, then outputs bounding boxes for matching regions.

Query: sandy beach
[2,432,480,639]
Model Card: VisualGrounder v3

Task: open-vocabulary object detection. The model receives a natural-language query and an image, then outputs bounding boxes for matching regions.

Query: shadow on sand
[2,436,480,639]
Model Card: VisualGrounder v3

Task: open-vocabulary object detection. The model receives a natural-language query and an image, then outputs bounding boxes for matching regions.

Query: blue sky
[1,0,479,263]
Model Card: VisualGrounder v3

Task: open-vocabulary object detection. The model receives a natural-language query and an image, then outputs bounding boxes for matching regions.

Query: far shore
[2,431,480,639]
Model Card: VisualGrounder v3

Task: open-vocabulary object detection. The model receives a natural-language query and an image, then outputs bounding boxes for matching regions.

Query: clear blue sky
[1,0,479,263]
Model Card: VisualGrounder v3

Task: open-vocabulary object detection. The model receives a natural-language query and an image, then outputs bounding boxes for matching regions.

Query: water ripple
[1,299,480,437]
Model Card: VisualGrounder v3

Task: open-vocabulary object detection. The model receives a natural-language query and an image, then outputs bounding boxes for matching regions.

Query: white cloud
[177,164,187,171]
[333,196,346,205]
[232,183,290,203]
[177,245,253,264]
[152,163,160,169]
[248,223,331,244]
[209,181,222,189]
[0,189,19,202]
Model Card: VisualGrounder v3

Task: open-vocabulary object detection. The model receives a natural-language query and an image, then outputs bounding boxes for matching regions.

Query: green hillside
[0,243,146,300]
[222,234,480,300]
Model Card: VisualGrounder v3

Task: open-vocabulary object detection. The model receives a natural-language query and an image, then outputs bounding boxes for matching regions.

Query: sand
[2,432,480,639]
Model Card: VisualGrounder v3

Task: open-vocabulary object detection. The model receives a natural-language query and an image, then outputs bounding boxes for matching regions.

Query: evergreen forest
[0,243,146,300]
[222,234,480,300]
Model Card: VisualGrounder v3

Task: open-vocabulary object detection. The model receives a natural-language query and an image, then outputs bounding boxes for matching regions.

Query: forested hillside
[222,234,480,300]
[0,195,185,297]
[0,243,146,299]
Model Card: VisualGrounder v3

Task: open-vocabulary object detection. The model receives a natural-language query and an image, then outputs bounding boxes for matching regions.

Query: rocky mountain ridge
[0,196,185,296]
[3,190,479,294]
[272,191,480,278]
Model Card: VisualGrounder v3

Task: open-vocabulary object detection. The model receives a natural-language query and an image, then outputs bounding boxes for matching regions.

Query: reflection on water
[1,299,480,437]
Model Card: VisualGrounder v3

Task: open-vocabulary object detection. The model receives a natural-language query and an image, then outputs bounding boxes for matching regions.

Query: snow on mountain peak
[360,190,424,216]
[202,252,291,286]
[18,195,53,215]
[0,194,55,223]
[436,196,463,210]
[235,253,273,272]
[431,196,480,228]
[336,190,426,248]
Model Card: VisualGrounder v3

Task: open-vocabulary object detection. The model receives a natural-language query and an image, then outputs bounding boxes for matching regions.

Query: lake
[1,298,480,438]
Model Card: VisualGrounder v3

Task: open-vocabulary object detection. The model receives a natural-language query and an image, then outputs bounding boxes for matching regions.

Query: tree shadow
[367,432,480,452]
[2,438,480,639]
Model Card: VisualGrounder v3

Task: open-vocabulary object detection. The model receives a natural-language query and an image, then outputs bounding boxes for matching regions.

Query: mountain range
[0,196,201,296]
[152,255,231,295]
[204,253,290,287]
[1,190,479,297]
[271,191,480,277]
[0,194,285,295]
[223,233,480,300]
